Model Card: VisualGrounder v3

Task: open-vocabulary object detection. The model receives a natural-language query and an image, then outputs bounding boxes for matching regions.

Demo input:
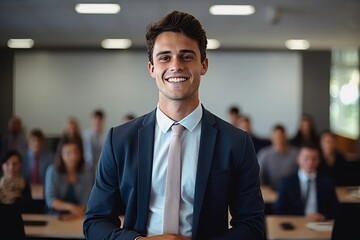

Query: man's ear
[201,58,208,75]
[148,62,155,78]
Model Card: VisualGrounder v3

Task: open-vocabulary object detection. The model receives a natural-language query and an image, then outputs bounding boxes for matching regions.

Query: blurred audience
[290,114,319,148]
[273,143,339,221]
[22,128,54,185]
[258,124,299,190]
[45,137,93,220]
[83,109,106,174]
[0,150,32,213]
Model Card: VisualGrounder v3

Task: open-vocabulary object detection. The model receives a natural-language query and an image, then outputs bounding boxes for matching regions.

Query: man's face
[148,32,208,105]
[297,147,320,174]
[28,136,43,154]
[271,129,286,147]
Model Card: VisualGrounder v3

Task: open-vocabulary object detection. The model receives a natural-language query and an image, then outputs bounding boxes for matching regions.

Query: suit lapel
[192,109,217,239]
[136,110,156,232]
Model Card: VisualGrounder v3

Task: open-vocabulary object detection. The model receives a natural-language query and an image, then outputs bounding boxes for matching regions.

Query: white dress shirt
[146,103,202,237]
[298,169,317,216]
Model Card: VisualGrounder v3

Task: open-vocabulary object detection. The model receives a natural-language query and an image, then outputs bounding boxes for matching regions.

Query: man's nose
[170,57,183,72]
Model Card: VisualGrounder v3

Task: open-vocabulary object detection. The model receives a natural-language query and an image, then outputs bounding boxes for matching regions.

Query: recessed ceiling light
[207,39,221,49]
[285,39,310,50]
[101,39,132,49]
[209,5,255,16]
[75,3,120,14]
[7,39,34,48]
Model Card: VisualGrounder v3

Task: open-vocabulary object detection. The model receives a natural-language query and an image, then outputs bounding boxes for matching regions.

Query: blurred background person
[227,105,241,127]
[83,109,106,174]
[122,113,136,123]
[1,116,28,157]
[61,116,83,142]
[273,143,339,221]
[290,113,319,148]
[0,150,32,213]
[22,128,54,186]
[45,137,93,220]
[318,130,347,185]
[54,116,84,154]
[258,124,299,190]
[238,115,270,153]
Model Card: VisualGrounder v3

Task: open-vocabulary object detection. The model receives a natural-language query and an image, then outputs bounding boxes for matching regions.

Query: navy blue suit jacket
[273,171,339,219]
[83,107,265,240]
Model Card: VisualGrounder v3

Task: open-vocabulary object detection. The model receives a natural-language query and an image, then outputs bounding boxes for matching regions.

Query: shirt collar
[156,102,203,133]
[298,169,317,182]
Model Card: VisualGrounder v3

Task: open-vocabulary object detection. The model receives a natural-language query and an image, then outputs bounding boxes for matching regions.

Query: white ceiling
[0,0,359,50]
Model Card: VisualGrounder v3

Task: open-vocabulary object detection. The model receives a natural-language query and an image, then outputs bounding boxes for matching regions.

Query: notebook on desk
[23,220,48,226]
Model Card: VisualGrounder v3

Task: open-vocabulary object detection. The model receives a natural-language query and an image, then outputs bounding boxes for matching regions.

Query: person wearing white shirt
[274,143,339,221]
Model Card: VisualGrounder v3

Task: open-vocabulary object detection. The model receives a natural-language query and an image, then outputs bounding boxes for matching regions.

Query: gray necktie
[163,124,184,234]
[304,178,312,205]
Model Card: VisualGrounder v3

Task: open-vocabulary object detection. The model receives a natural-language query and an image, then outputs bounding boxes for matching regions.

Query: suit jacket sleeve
[83,127,142,240]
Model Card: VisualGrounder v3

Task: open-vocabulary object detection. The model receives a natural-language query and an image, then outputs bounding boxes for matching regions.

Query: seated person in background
[258,124,299,190]
[45,137,93,220]
[228,105,241,127]
[0,150,32,213]
[122,113,136,123]
[290,113,319,148]
[1,116,28,157]
[238,115,270,153]
[273,143,339,221]
[318,130,347,185]
[83,109,106,174]
[22,128,54,185]
[57,116,84,149]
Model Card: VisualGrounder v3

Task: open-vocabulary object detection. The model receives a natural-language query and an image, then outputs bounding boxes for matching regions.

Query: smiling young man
[83,11,265,240]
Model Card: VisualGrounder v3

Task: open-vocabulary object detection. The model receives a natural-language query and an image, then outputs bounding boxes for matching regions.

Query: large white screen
[15,50,301,138]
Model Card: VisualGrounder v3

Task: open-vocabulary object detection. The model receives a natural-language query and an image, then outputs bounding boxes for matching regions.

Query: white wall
[14,50,301,138]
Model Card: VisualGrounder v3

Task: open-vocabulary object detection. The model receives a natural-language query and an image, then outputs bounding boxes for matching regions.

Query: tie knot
[171,124,184,136]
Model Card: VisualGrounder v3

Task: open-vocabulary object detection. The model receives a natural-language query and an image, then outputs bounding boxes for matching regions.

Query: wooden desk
[266,215,333,240]
[23,214,84,239]
[336,186,360,203]
[261,185,360,204]
[261,185,277,203]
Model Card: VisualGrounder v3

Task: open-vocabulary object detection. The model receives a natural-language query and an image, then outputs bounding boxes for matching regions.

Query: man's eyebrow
[179,49,196,55]
[155,49,197,57]
[155,51,171,57]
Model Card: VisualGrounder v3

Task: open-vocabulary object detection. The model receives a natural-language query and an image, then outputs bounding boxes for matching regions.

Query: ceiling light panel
[101,39,132,49]
[209,5,255,16]
[207,39,221,49]
[75,3,120,14]
[285,39,310,50]
[7,39,34,48]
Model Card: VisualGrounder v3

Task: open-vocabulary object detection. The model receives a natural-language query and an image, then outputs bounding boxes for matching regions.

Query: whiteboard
[14,50,301,138]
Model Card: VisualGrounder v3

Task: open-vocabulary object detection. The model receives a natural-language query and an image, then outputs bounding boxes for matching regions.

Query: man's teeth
[168,77,187,82]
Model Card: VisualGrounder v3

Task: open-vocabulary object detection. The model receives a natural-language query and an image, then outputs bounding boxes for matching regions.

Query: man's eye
[159,56,170,61]
[183,55,194,61]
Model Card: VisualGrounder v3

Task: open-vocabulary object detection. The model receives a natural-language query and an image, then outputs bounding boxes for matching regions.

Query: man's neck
[158,99,199,122]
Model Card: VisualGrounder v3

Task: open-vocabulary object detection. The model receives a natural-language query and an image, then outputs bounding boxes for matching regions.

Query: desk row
[32,184,360,204]
[23,213,340,240]
[260,185,360,204]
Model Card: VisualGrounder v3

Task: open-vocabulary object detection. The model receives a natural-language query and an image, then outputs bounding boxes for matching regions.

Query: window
[330,49,359,139]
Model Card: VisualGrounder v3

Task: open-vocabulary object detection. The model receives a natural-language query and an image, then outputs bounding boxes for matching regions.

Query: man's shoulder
[111,110,155,134]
